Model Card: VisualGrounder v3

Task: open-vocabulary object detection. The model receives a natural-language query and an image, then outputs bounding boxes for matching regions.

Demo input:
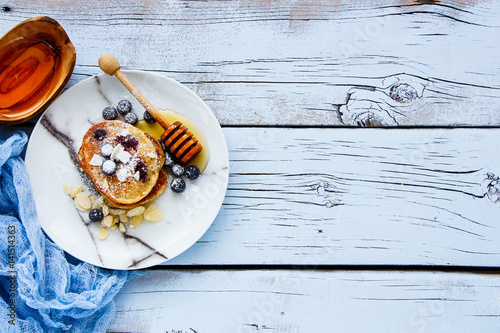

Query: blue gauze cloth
[0,131,136,332]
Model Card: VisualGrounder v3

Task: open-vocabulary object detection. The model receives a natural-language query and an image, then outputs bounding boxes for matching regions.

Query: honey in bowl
[0,16,76,125]
[137,109,210,172]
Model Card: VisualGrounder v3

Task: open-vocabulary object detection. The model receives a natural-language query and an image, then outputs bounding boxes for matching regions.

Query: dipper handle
[98,54,170,130]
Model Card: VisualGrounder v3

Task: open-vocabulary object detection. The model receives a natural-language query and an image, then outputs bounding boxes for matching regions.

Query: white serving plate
[25,71,229,270]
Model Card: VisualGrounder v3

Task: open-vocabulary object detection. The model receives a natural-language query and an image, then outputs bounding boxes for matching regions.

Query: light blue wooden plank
[111,269,500,333]
[2,1,500,125]
[164,127,500,266]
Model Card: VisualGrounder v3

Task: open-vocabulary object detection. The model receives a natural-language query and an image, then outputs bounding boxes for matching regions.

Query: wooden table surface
[3,1,500,332]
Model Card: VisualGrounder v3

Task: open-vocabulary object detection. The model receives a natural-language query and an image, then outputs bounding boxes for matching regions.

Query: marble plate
[25,71,229,270]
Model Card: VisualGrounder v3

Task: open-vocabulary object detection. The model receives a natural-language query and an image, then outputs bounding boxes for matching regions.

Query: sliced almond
[129,215,143,228]
[102,205,110,216]
[92,196,104,209]
[63,184,72,195]
[102,215,114,228]
[144,204,164,222]
[74,192,92,211]
[127,206,145,217]
[98,228,108,240]
[74,201,86,212]
[70,185,83,198]
[110,208,127,216]
[119,223,127,233]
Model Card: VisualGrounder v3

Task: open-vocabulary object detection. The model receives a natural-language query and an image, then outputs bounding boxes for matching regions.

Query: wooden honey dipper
[98,54,202,164]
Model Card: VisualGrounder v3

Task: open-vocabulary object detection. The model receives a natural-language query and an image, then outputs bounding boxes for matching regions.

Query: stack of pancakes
[78,121,166,208]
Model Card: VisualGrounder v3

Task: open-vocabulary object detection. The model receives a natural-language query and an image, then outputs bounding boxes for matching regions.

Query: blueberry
[124,112,138,125]
[185,165,200,180]
[100,143,113,158]
[89,209,104,222]
[93,129,107,141]
[102,106,117,120]
[117,100,132,114]
[102,160,117,175]
[170,178,186,193]
[143,111,156,123]
[158,139,167,153]
[164,151,175,167]
[171,163,185,177]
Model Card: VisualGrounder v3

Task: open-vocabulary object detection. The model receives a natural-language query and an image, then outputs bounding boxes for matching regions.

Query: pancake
[102,167,168,209]
[78,121,165,205]
[100,134,168,209]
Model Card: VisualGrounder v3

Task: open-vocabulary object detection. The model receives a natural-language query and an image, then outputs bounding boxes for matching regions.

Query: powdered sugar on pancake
[78,121,165,205]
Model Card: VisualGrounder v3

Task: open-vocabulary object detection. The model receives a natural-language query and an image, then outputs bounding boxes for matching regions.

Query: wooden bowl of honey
[0,16,76,125]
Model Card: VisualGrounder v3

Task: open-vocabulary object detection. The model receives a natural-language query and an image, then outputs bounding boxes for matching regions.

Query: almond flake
[127,206,145,217]
[74,192,92,210]
[63,184,72,195]
[119,223,127,233]
[70,185,83,198]
[129,215,143,228]
[102,215,114,227]
[109,208,126,216]
[98,228,108,240]
[144,204,164,222]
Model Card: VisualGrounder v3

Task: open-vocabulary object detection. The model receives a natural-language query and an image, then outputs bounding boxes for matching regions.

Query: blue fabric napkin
[0,131,136,333]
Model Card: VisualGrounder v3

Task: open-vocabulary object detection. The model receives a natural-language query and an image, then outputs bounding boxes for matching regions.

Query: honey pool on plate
[136,109,210,172]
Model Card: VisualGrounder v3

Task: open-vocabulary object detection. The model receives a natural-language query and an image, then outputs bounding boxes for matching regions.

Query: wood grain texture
[3,1,500,331]
[160,127,500,267]
[2,0,500,126]
[110,269,500,333]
